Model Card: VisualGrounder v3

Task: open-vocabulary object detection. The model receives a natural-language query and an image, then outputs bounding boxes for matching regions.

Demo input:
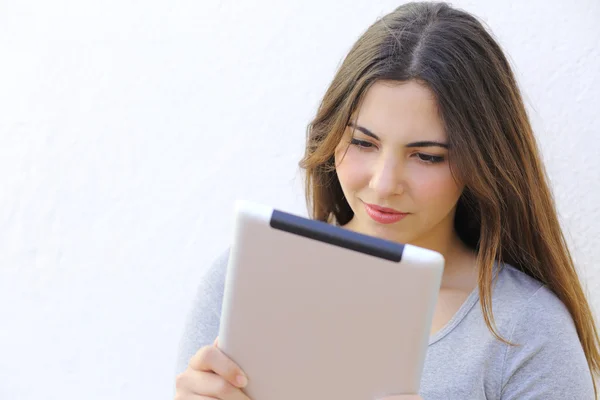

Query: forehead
[352,80,447,142]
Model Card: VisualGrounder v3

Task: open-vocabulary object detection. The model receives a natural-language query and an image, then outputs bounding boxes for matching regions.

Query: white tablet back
[218,200,444,400]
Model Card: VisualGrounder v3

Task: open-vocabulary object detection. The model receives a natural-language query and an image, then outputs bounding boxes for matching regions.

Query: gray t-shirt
[176,250,595,399]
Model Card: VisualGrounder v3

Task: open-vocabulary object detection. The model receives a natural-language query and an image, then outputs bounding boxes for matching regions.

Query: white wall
[0,0,598,398]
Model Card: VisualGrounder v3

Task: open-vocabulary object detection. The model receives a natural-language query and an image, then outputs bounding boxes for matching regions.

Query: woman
[175,2,600,399]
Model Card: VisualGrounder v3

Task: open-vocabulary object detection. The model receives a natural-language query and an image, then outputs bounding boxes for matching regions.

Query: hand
[174,338,423,400]
[175,337,250,399]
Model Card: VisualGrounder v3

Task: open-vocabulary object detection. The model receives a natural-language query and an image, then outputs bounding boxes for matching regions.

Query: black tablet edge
[269,209,404,262]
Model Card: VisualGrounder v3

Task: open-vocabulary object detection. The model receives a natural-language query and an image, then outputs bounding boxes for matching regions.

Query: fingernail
[236,374,248,387]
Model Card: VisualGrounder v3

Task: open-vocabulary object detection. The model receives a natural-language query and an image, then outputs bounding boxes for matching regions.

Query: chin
[359,217,415,244]
[377,230,414,244]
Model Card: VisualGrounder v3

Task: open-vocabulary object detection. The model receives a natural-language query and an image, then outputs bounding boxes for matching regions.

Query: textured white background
[0,0,599,399]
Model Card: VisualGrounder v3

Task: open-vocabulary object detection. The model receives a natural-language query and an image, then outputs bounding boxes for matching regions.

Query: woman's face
[334,80,464,248]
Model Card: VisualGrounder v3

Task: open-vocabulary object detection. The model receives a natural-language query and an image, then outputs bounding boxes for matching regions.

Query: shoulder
[499,265,577,345]
[187,248,230,310]
[203,248,230,288]
[493,264,545,305]
[493,265,595,398]
[176,248,230,374]
[492,264,580,345]
[490,264,567,326]
[192,248,230,317]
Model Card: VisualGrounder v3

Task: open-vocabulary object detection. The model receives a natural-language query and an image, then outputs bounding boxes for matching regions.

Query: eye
[350,138,376,150]
[415,153,445,164]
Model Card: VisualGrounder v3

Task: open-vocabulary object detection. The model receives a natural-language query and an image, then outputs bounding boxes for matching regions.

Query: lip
[363,202,409,224]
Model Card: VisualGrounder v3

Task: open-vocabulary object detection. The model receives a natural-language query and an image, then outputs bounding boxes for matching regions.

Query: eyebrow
[347,121,449,149]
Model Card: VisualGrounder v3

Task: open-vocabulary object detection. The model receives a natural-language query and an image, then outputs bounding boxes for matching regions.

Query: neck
[407,213,458,256]
[341,216,477,287]
[402,221,478,290]
[412,231,477,291]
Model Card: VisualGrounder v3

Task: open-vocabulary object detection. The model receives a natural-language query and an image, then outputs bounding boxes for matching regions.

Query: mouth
[362,201,409,224]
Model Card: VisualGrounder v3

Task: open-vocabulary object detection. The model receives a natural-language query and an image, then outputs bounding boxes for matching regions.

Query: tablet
[217,200,444,400]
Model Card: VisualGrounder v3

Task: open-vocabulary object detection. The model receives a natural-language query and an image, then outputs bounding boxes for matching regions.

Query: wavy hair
[299,1,599,393]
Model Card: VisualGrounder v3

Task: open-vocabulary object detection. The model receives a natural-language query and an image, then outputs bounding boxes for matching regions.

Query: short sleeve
[175,249,229,375]
[500,286,595,399]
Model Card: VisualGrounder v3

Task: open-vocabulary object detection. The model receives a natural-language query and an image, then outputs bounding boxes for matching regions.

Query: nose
[369,154,404,198]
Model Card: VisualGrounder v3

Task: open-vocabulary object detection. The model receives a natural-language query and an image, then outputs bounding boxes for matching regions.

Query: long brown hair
[299,1,600,392]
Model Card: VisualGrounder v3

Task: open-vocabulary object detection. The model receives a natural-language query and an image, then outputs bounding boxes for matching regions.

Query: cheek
[408,165,463,206]
[335,148,371,192]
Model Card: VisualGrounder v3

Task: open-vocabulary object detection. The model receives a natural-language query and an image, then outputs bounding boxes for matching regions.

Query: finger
[175,394,218,400]
[378,396,423,400]
[177,369,249,399]
[175,394,217,400]
[189,345,248,389]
